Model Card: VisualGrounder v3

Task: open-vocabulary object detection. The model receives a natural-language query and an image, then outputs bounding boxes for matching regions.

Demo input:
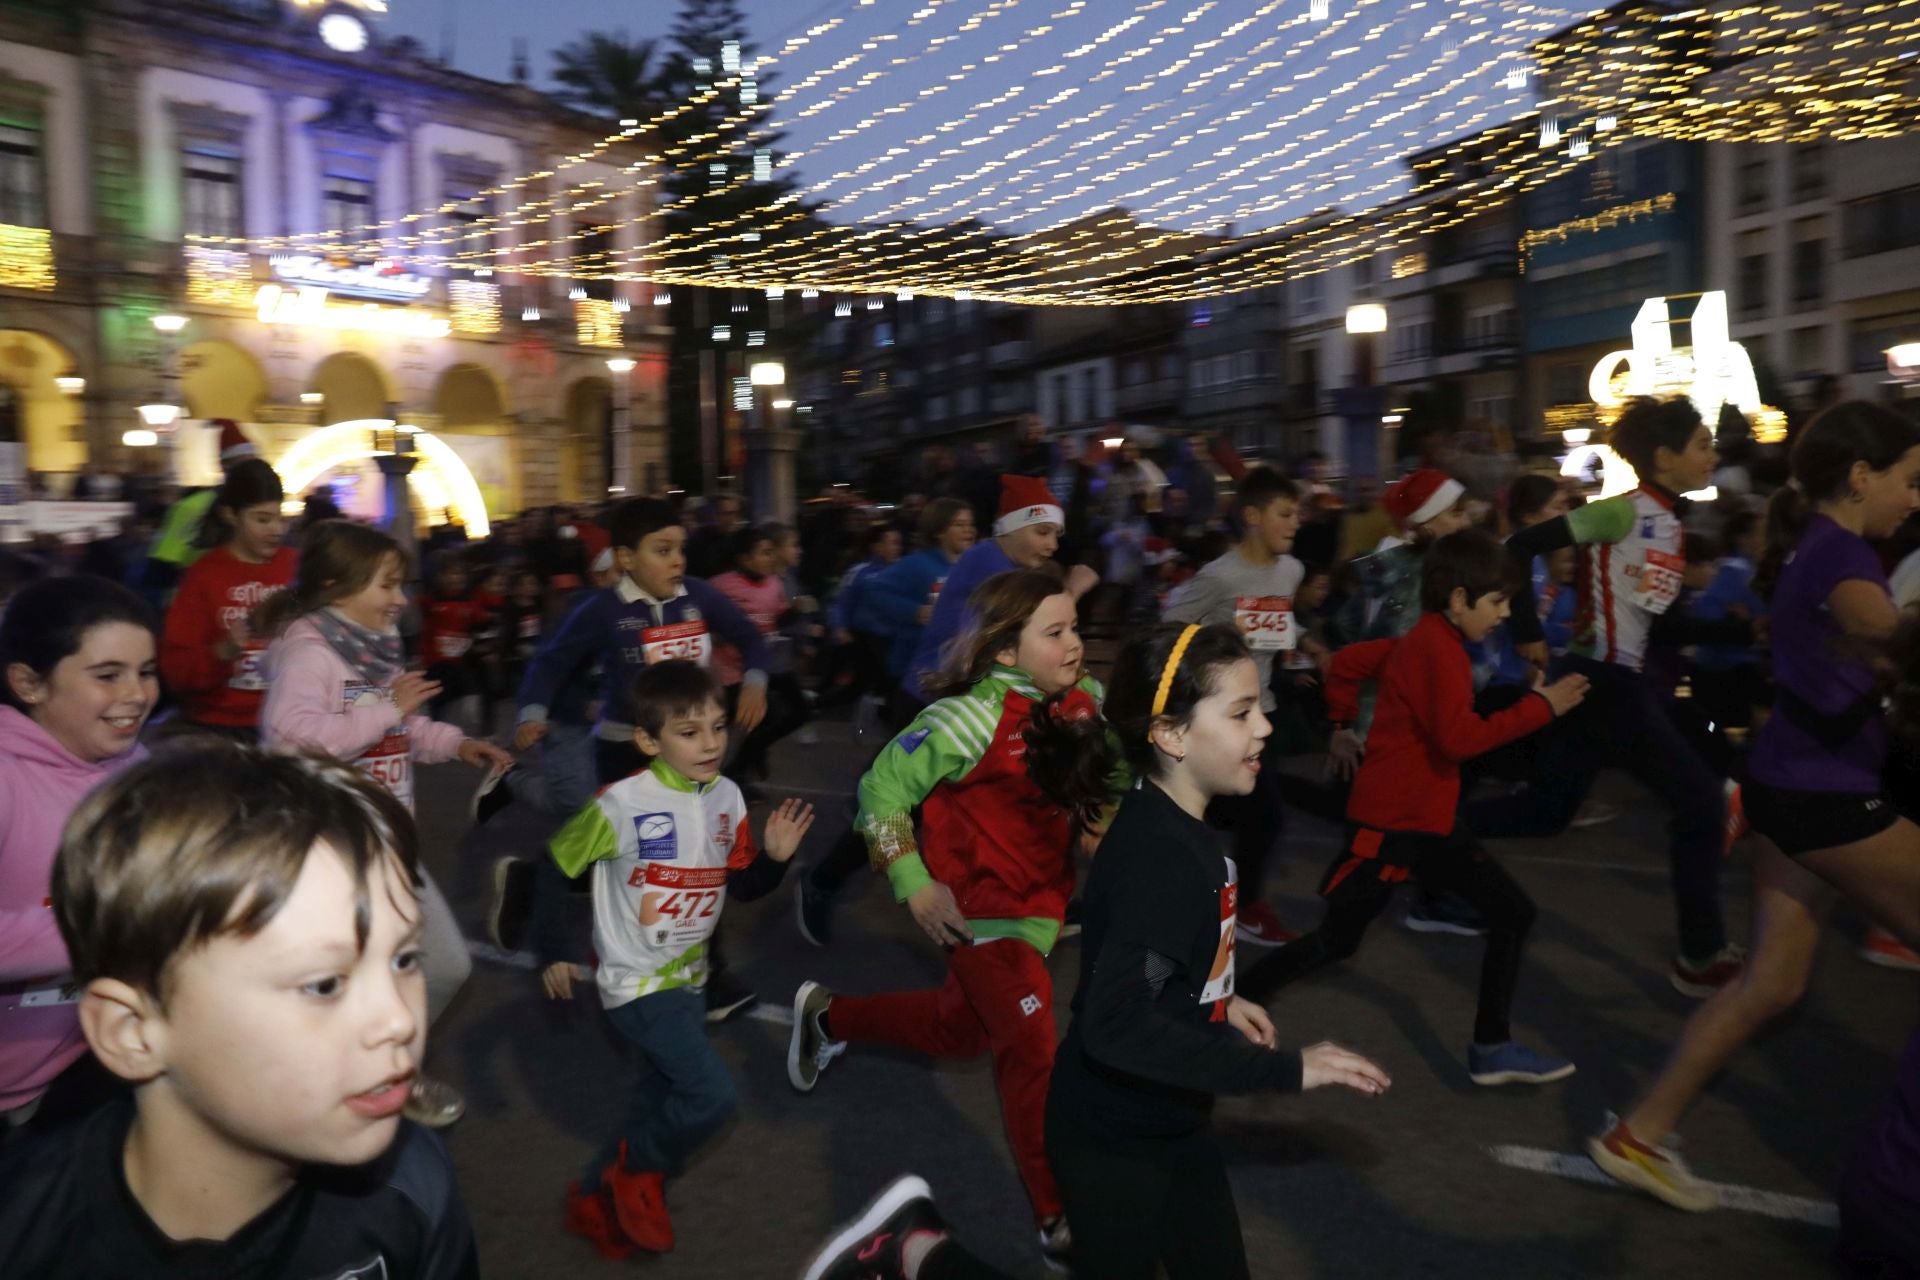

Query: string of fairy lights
[178,0,1920,306]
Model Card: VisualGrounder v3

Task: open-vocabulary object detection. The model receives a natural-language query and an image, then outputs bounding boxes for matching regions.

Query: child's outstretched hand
[1533,671,1591,718]
[762,798,816,862]
[457,739,516,772]
[1301,1041,1392,1095]
[1226,996,1277,1049]
[542,962,590,1001]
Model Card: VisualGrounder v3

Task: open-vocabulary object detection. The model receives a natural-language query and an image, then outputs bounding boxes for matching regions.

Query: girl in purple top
[1591,401,1920,1215]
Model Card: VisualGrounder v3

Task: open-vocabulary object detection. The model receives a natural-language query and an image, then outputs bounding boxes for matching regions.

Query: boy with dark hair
[1164,465,1311,946]
[536,660,814,1260]
[1242,530,1590,1087]
[0,743,477,1279]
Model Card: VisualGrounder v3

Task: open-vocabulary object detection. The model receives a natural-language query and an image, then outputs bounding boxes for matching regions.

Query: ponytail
[1752,484,1806,601]
[1021,695,1120,830]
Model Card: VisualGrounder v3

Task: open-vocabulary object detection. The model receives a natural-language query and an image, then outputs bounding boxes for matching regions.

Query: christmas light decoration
[575,298,623,347]
[255,284,452,338]
[275,419,491,538]
[0,225,57,291]
[1519,193,1677,266]
[449,280,502,335]
[185,246,256,308]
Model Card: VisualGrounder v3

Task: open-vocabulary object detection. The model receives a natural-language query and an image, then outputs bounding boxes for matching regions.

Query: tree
[550,33,662,121]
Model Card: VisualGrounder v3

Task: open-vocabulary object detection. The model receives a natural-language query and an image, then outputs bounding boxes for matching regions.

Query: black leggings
[1045,1100,1248,1280]
[1240,824,1536,1045]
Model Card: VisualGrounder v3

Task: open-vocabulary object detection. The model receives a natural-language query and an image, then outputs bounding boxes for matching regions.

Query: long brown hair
[927,568,1117,829]
[254,519,407,638]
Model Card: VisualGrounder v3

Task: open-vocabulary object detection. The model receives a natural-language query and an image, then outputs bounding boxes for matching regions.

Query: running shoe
[470,764,520,826]
[1721,779,1748,857]
[1403,891,1487,937]
[488,855,534,953]
[704,967,758,1023]
[1569,798,1620,829]
[601,1143,674,1253]
[1467,1040,1577,1086]
[788,980,847,1092]
[403,1075,466,1129]
[1670,944,1745,998]
[799,1174,946,1280]
[1859,926,1920,972]
[796,869,836,948]
[1234,901,1298,947]
[1587,1114,1718,1212]
[1060,897,1083,940]
[1038,1216,1073,1272]
[563,1181,635,1261]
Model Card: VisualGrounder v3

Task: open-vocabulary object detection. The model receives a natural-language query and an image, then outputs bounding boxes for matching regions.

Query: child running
[157,457,293,739]
[1240,530,1589,1086]
[786,569,1119,1268]
[1589,401,1920,1211]
[1044,621,1391,1279]
[536,660,813,1259]
[259,519,514,1128]
[0,743,478,1278]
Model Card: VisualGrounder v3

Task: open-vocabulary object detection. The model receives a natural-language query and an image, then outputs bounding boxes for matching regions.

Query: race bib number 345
[1234,595,1296,651]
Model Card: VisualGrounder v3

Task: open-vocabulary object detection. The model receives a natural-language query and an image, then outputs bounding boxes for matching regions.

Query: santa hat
[1382,468,1465,530]
[993,474,1064,537]
[214,419,258,465]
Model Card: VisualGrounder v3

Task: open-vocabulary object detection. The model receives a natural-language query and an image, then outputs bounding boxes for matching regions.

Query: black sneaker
[489,856,535,952]
[796,870,836,948]
[471,765,521,826]
[704,967,758,1024]
[800,1174,946,1280]
[1403,889,1486,937]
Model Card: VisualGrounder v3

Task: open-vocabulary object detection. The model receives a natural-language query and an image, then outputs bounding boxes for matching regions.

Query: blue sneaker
[1468,1040,1576,1086]
[1404,890,1487,937]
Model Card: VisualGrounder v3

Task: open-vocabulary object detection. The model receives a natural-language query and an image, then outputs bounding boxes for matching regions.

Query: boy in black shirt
[0,744,477,1280]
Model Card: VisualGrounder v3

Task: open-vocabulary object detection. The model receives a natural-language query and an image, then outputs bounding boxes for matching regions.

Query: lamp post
[149,312,189,480]
[1340,302,1389,483]
[746,361,798,522]
[606,356,636,495]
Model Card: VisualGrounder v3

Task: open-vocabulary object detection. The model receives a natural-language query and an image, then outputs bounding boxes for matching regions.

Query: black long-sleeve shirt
[1050,779,1303,1139]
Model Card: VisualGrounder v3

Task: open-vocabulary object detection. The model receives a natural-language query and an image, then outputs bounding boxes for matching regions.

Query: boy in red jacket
[1241,529,1590,1087]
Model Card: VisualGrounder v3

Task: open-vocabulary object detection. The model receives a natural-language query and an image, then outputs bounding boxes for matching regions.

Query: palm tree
[550,32,661,120]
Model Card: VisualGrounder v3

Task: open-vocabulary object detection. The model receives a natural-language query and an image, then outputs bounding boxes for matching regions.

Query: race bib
[1201,856,1238,1014]
[228,643,269,691]
[634,864,728,948]
[433,634,472,661]
[1631,548,1685,615]
[16,983,80,1008]
[1234,595,1296,651]
[345,684,413,809]
[518,615,541,640]
[641,620,712,666]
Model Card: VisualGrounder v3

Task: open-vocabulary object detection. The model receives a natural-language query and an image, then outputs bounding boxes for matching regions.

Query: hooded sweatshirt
[0,707,147,1111]
[261,615,466,813]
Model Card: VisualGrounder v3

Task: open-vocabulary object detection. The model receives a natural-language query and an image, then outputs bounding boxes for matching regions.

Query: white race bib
[228,644,269,691]
[1200,856,1238,1009]
[1630,548,1685,616]
[635,863,728,948]
[642,620,712,666]
[433,634,472,661]
[345,684,413,809]
[1234,595,1296,651]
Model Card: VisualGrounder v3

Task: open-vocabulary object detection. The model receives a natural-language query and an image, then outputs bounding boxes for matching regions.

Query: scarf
[310,607,405,688]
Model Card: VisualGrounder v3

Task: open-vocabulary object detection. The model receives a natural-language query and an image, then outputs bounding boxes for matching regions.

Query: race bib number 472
[634,864,727,947]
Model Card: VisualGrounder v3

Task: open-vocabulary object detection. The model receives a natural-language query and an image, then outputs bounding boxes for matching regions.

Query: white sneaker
[788,980,847,1092]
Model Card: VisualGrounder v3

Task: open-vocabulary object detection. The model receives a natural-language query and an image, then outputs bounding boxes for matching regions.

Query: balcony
[1431,242,1518,286]
[988,339,1031,367]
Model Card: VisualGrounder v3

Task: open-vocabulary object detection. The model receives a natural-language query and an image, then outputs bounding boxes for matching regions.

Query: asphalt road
[415,709,1915,1280]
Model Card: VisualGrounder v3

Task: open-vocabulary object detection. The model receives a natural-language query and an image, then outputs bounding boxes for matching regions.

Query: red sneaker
[564,1181,635,1261]
[601,1143,675,1253]
[1721,781,1748,858]
[1859,926,1920,972]
[1234,901,1297,947]
[1671,944,1745,998]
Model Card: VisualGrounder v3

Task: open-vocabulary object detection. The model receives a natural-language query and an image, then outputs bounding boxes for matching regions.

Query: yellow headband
[1152,625,1203,719]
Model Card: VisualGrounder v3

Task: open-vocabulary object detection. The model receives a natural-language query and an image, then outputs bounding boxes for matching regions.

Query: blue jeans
[540,722,598,817]
[584,988,737,1185]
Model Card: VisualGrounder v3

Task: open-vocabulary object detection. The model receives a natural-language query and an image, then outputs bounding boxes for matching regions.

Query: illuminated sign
[254,284,451,338]
[275,419,490,538]
[269,254,431,302]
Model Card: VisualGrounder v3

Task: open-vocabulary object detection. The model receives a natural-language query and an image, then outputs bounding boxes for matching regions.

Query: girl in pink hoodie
[0,577,157,1131]
[259,520,513,1127]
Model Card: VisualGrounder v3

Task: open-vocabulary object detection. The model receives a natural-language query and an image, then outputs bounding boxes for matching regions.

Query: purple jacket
[0,707,146,1111]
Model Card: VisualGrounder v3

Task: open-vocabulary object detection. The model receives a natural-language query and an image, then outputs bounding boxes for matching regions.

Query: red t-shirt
[420,595,491,666]
[159,545,297,727]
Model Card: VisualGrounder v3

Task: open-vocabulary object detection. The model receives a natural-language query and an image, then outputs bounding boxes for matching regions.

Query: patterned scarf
[310,607,405,688]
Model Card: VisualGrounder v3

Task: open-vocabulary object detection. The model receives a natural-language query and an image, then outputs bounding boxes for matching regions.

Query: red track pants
[828,937,1061,1222]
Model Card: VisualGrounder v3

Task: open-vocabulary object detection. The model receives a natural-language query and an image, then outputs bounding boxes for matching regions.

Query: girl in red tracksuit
[159,459,294,738]
[784,569,1121,1266]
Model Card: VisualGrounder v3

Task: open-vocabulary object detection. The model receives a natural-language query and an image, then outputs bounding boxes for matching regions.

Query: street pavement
[416,706,1915,1280]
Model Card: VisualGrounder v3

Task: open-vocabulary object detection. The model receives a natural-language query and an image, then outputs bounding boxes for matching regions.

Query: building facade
[0,0,668,523]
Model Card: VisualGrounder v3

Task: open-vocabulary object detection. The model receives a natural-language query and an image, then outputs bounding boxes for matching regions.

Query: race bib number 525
[641,621,711,666]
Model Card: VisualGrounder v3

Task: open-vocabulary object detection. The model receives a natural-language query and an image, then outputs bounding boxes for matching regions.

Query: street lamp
[149,312,188,479]
[1345,303,1387,334]
[55,374,84,396]
[138,402,180,428]
[150,313,189,336]
[607,356,637,495]
[122,429,159,448]
[749,361,786,387]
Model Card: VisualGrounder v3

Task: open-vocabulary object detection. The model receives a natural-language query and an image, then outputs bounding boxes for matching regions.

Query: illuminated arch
[275,419,492,537]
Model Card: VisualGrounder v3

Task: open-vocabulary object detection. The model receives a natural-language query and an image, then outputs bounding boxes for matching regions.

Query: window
[1790,143,1826,202]
[444,191,492,260]
[1738,250,1769,318]
[182,150,242,238]
[1791,226,1826,308]
[574,223,616,299]
[1844,186,1920,259]
[1737,152,1769,213]
[1231,350,1259,382]
[1789,326,1825,378]
[1391,320,1432,363]
[1546,361,1586,405]
[1292,347,1319,412]
[1469,395,1513,425]
[1081,368,1100,419]
[958,385,981,417]
[322,175,373,235]
[0,124,44,227]
[1351,255,1375,289]
[1530,252,1669,324]
[1850,310,1920,374]
[1467,308,1514,349]
[873,321,893,348]
[1053,374,1070,424]
[1295,272,1322,314]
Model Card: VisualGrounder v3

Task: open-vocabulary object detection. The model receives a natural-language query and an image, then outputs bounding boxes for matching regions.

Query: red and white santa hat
[993,474,1065,536]
[214,419,258,465]
[1382,468,1465,530]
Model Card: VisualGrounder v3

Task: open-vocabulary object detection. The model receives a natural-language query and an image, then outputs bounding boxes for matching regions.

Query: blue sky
[383,0,1589,235]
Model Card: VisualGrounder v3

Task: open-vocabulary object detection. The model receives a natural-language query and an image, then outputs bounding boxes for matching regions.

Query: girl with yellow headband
[1044,620,1391,1279]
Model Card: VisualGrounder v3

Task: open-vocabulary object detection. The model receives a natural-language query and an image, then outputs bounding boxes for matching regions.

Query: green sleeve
[548,800,619,878]
[858,694,996,901]
[1567,494,1637,545]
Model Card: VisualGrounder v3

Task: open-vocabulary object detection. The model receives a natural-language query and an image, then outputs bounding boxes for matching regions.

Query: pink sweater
[710,571,787,687]
[0,707,146,1111]
[261,615,466,812]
